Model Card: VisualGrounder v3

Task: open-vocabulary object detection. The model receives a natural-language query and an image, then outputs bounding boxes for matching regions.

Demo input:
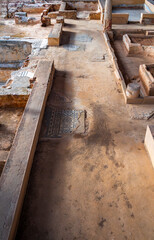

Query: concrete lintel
[0,60,55,240]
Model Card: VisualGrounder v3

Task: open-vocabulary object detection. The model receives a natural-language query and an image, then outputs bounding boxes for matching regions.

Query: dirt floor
[0,108,23,175]
[12,19,154,240]
[0,14,53,38]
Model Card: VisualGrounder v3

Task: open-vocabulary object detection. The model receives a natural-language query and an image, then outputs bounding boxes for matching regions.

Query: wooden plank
[0,60,55,240]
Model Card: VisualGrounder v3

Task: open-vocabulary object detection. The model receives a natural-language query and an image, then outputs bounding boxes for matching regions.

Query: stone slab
[145,125,154,168]
[0,60,55,240]
[56,16,64,25]
[48,23,62,46]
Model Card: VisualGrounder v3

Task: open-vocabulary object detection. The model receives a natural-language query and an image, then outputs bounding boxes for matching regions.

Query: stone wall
[112,0,145,5]
[67,1,98,11]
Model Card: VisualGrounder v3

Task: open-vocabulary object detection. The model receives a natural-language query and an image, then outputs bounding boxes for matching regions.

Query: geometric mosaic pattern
[42,106,85,138]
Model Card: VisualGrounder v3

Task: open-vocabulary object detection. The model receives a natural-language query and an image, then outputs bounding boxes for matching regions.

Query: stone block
[59,2,67,12]
[89,11,101,20]
[48,23,62,46]
[145,125,154,168]
[56,16,64,25]
[123,34,142,54]
[15,12,27,17]
[102,13,129,24]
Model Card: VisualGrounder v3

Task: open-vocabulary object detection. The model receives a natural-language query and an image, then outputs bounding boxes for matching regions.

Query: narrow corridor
[16,20,154,240]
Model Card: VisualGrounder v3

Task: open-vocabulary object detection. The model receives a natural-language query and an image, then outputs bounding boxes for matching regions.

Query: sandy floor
[0,108,23,175]
[15,19,154,240]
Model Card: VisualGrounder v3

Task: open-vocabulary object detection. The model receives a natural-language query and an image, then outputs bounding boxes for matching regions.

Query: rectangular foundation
[104,31,154,104]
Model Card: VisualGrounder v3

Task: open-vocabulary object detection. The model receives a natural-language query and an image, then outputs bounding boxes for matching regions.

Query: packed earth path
[16,19,154,240]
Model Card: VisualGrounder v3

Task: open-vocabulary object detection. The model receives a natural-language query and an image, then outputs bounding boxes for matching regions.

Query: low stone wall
[123,34,142,54]
[112,0,145,5]
[48,23,63,46]
[43,1,99,20]
[123,34,154,56]
[45,2,77,20]
[23,3,47,13]
[102,13,129,24]
[15,15,40,25]
[89,10,101,20]
[59,10,77,19]
[140,13,154,24]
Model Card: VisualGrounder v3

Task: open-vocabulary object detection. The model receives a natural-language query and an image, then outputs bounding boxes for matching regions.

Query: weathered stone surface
[126,83,140,99]
[123,34,142,54]
[112,0,145,5]
[89,10,101,20]
[48,23,62,46]
[23,3,47,13]
[56,16,64,25]
[145,125,154,168]
[103,0,112,31]
[102,13,129,24]
[59,10,77,19]
[15,15,39,25]
[123,34,154,56]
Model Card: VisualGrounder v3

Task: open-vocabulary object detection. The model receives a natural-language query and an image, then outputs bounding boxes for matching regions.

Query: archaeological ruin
[0,0,154,239]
